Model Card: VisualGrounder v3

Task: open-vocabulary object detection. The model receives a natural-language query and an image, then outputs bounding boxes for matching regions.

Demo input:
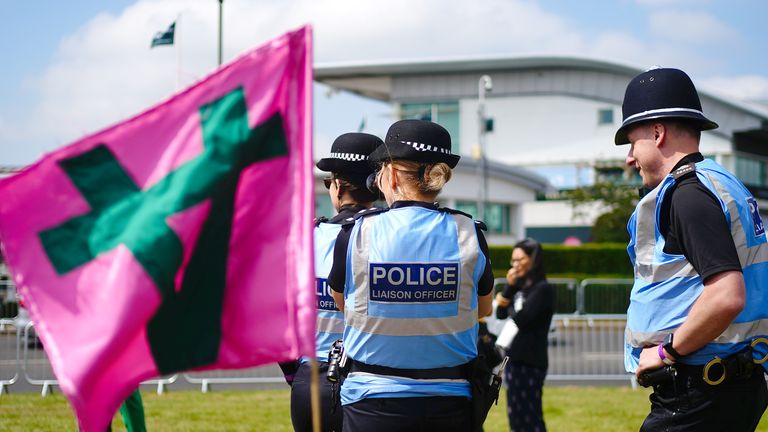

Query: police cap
[369,119,460,168]
[316,132,383,179]
[615,67,718,145]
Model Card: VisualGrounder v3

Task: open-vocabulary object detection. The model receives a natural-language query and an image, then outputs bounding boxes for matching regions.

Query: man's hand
[636,345,665,379]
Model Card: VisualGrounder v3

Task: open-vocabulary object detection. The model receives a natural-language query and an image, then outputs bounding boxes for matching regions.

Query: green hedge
[489,243,632,278]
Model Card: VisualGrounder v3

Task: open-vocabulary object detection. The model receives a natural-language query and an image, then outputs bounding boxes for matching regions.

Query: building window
[736,156,766,186]
[400,101,460,153]
[315,194,334,218]
[454,201,511,234]
[598,108,614,125]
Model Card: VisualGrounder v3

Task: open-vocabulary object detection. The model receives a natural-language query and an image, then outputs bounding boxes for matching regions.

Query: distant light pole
[477,75,493,222]
[217,0,224,66]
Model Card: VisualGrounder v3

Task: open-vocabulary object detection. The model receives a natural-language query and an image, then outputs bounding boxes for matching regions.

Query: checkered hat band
[400,141,452,154]
[330,152,368,161]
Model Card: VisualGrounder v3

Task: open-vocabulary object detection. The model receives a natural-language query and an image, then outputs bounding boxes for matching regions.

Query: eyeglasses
[323,177,334,189]
[510,257,528,266]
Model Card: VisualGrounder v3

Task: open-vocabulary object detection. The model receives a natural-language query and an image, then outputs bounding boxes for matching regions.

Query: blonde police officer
[328,120,494,431]
[289,132,383,432]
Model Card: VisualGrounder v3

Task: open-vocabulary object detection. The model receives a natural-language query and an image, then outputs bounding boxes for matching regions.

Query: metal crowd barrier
[183,365,286,393]
[547,314,629,382]
[0,279,640,394]
[0,318,19,394]
[17,322,179,396]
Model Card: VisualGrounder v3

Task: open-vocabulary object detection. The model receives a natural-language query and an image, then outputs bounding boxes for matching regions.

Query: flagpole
[176,13,182,90]
[217,0,223,67]
[309,358,321,432]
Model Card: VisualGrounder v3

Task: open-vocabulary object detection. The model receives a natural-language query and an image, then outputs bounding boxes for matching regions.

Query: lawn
[2,386,768,431]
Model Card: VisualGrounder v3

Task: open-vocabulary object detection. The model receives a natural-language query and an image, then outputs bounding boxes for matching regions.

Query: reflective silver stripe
[627,319,768,348]
[350,216,373,316]
[622,107,706,125]
[633,186,698,282]
[702,171,768,268]
[633,186,659,270]
[345,212,479,337]
[453,214,480,322]
[317,316,344,334]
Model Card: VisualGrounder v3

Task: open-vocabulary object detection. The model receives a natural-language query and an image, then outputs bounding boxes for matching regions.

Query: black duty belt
[640,344,767,388]
[349,359,469,380]
[677,348,758,386]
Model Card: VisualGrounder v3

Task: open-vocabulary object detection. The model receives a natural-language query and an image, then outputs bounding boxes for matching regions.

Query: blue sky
[1,0,766,166]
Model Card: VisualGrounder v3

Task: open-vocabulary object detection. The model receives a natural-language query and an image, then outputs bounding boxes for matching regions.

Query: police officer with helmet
[618,67,768,430]
[328,119,495,431]
[289,132,383,432]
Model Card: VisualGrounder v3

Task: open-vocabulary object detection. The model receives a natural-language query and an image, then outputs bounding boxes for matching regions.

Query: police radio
[327,339,347,383]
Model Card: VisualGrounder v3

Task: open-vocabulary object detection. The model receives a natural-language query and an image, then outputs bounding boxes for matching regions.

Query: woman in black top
[495,238,555,432]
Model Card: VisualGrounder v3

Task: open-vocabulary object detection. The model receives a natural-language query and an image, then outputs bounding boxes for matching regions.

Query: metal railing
[0,278,639,394]
[547,314,629,382]
[0,318,19,394]
[183,366,286,393]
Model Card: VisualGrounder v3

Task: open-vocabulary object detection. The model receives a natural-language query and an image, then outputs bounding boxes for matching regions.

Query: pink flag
[0,26,315,431]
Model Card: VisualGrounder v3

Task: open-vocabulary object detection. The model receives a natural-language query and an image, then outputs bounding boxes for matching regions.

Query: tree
[565,180,639,243]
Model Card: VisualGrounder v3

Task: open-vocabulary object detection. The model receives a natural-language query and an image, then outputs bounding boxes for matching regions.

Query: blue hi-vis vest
[310,222,345,362]
[340,206,485,405]
[625,158,768,372]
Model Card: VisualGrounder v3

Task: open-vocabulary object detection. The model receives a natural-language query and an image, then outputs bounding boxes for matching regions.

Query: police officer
[618,67,768,431]
[328,119,494,431]
[289,132,383,432]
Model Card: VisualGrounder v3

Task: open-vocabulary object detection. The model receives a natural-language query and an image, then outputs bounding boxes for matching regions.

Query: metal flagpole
[310,358,322,432]
[176,13,182,90]
[217,0,223,67]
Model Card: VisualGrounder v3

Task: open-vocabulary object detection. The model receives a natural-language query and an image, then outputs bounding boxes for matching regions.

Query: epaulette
[313,216,329,227]
[352,207,389,221]
[438,207,474,219]
[439,207,487,231]
[672,162,696,180]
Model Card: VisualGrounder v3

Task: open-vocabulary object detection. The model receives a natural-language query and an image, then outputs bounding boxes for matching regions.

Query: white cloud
[648,10,739,44]
[699,75,768,102]
[636,0,711,5]
[1,0,764,165]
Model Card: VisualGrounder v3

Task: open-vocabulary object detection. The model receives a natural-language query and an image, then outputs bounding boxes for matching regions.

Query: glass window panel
[598,108,614,125]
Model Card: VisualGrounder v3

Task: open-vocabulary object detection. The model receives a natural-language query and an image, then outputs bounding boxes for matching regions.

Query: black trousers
[343,396,471,432]
[641,366,768,432]
[290,362,343,432]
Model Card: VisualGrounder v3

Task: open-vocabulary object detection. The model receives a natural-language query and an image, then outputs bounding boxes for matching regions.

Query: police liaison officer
[289,132,383,432]
[328,120,494,431]
[618,68,768,431]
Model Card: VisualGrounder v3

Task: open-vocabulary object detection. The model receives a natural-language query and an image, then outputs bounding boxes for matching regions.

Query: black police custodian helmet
[316,133,383,179]
[369,119,460,168]
[615,67,718,145]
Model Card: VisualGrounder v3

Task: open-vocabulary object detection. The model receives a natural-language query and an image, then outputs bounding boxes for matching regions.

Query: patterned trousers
[504,361,547,432]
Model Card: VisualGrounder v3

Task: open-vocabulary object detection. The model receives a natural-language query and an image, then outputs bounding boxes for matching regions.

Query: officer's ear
[652,122,667,148]
[386,164,397,191]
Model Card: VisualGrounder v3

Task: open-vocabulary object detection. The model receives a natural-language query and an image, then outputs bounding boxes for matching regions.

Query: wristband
[658,344,674,365]
[662,333,684,360]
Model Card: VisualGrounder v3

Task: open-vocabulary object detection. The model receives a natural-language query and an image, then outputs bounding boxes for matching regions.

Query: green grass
[1,386,767,431]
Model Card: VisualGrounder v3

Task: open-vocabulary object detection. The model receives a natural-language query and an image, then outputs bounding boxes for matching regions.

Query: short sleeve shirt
[658,153,742,281]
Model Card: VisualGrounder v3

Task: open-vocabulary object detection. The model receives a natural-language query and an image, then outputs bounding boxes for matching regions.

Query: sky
[1,0,767,166]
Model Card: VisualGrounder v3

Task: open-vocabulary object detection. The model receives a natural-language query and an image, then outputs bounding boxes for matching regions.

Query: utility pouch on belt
[638,365,676,388]
[470,355,508,432]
